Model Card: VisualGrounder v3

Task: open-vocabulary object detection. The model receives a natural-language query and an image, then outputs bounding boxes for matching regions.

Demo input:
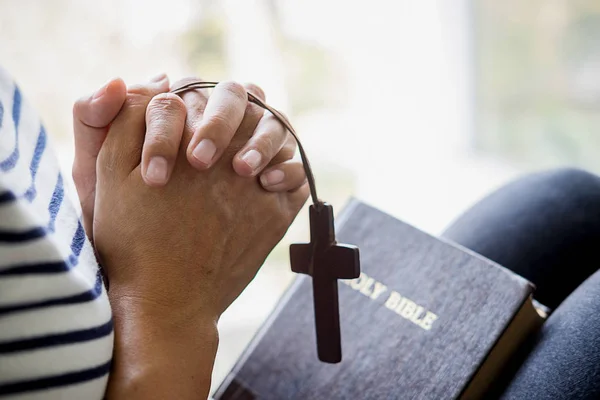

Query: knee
[539,167,600,188]
[522,167,600,210]
[443,167,600,243]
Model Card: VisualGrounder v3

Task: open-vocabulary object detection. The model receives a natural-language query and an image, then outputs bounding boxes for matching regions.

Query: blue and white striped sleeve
[0,67,113,399]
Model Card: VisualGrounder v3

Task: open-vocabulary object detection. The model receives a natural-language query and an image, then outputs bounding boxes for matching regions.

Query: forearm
[106,296,219,400]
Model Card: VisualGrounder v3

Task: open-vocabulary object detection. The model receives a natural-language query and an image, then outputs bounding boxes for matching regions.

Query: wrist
[107,272,222,322]
[107,292,219,399]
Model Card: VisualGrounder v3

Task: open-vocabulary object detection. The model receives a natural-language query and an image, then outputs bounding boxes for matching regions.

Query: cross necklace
[171,81,361,363]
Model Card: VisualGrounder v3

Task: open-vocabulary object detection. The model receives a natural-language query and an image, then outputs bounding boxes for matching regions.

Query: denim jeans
[443,168,600,400]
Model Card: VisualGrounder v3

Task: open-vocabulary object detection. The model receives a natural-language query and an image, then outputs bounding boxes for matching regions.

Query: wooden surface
[215,199,534,400]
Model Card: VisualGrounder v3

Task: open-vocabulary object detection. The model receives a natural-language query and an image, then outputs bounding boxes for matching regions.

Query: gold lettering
[419,312,439,331]
[395,297,408,316]
[345,276,438,332]
[359,277,375,297]
[350,273,366,290]
[385,291,402,310]
[370,282,388,300]
[399,299,418,319]
[410,306,425,323]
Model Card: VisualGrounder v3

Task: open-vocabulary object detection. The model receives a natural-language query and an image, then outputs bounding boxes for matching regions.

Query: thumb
[73,77,127,164]
[72,77,127,237]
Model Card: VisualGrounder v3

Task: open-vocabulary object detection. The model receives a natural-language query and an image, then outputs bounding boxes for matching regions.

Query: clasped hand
[71,74,309,398]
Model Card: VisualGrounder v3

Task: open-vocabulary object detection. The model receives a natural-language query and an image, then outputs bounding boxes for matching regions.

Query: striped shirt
[0,67,112,399]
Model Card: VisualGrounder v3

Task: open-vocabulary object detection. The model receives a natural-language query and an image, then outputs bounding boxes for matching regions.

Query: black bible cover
[214,199,545,400]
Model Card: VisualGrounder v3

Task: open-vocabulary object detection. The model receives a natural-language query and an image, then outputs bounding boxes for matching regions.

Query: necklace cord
[170,81,321,208]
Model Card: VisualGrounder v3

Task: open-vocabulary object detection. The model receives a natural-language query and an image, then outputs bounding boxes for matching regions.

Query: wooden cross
[290,203,360,363]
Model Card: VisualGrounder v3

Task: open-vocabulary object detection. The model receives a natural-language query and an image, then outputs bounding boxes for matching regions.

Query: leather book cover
[214,199,541,400]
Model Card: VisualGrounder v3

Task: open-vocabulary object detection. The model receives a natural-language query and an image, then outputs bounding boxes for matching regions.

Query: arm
[87,81,308,399]
[0,69,114,399]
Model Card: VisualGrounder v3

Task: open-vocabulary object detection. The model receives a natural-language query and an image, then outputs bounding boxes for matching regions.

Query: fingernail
[150,73,168,83]
[145,156,168,185]
[261,169,285,187]
[192,139,217,166]
[240,149,262,172]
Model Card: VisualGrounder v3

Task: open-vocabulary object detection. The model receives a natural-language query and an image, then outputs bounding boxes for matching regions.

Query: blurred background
[1,0,599,393]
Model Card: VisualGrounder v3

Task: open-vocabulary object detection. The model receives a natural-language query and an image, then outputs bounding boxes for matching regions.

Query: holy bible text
[214,200,546,400]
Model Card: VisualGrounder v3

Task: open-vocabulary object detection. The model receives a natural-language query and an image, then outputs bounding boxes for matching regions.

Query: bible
[214,199,547,400]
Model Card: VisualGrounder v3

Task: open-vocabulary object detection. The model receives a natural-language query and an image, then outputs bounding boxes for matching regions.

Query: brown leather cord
[171,81,360,364]
[170,81,321,209]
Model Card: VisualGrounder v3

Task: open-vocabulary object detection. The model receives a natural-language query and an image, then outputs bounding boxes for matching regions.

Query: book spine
[213,277,306,399]
[214,377,257,400]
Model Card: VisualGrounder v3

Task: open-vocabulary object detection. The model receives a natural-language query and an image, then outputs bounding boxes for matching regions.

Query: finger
[102,74,171,178]
[233,111,289,177]
[269,134,297,166]
[256,133,297,172]
[171,76,211,104]
[265,110,297,167]
[228,83,268,175]
[127,73,170,96]
[238,83,267,137]
[186,81,248,170]
[72,77,126,236]
[171,76,209,124]
[260,160,307,192]
[141,93,187,186]
[244,82,266,101]
[171,77,210,154]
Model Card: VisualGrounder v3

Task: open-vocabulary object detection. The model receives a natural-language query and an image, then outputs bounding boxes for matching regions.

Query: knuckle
[171,76,203,90]
[246,101,264,118]
[123,93,151,112]
[127,84,153,97]
[204,112,235,133]
[244,83,265,98]
[148,93,186,114]
[253,134,277,155]
[145,130,178,152]
[266,112,290,136]
[145,132,172,147]
[220,81,247,102]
